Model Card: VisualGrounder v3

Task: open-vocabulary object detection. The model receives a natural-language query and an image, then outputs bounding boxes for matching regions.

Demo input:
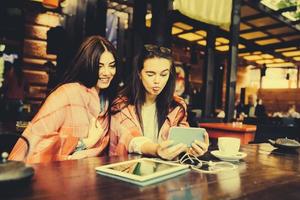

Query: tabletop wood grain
[1,143,300,200]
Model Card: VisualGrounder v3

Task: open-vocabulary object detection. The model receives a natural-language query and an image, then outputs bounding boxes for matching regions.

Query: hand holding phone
[156,141,187,160]
[168,127,206,147]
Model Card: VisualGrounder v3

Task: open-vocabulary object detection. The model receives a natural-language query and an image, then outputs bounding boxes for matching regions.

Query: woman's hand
[82,117,103,149]
[157,140,187,160]
[68,151,88,160]
[188,131,209,157]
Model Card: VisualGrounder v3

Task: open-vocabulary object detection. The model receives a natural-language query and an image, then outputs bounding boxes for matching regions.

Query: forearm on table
[82,137,96,149]
[140,141,159,156]
[82,130,104,148]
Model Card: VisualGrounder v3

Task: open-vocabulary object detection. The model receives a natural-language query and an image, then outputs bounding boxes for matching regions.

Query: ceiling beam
[238,39,300,63]
[172,11,213,31]
[242,13,265,21]
[291,20,300,25]
[243,0,300,32]
[273,5,297,14]
[257,39,300,51]
[171,5,298,65]
[246,32,298,42]
[239,23,285,34]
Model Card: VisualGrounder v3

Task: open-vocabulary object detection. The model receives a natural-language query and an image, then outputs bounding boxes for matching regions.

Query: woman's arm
[189,131,209,157]
[9,104,66,162]
[109,115,187,160]
[82,117,105,148]
[9,89,67,162]
[140,141,159,156]
[175,101,210,157]
[141,140,187,160]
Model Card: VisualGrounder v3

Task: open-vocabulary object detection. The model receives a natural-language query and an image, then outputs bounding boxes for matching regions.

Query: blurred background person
[234,97,244,120]
[287,104,300,118]
[1,58,28,121]
[255,98,267,118]
[243,95,266,118]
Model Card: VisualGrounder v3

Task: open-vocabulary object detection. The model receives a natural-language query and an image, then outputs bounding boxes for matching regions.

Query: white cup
[218,137,240,155]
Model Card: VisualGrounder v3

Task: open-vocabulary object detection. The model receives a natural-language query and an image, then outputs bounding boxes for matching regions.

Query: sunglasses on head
[144,44,172,56]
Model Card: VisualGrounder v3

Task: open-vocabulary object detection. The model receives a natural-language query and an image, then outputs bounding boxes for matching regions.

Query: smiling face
[96,51,116,91]
[140,57,171,99]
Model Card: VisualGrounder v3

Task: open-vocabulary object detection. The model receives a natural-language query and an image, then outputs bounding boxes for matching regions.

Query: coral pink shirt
[9,83,109,163]
[109,96,189,156]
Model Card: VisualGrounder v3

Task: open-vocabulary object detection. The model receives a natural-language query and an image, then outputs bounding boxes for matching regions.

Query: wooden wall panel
[24,70,49,85]
[26,12,61,27]
[23,39,56,60]
[23,57,56,69]
[25,24,49,40]
[22,5,63,107]
[28,85,47,99]
[236,67,249,95]
[258,88,300,113]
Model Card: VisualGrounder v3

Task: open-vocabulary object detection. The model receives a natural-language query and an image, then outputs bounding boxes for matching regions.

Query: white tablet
[95,158,189,186]
[168,127,206,147]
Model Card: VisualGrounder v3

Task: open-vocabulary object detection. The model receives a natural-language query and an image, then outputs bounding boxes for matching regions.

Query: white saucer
[211,150,247,162]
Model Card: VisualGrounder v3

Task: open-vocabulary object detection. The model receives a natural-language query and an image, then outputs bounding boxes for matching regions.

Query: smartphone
[168,127,206,147]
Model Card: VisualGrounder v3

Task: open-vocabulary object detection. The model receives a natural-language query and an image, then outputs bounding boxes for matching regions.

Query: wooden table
[200,123,257,144]
[1,143,300,200]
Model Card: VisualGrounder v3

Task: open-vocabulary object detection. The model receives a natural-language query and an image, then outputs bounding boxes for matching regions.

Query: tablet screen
[108,160,177,176]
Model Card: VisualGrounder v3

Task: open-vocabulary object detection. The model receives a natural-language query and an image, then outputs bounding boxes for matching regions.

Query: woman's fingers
[82,117,103,149]
[190,139,209,157]
[159,140,174,150]
[188,148,197,156]
[167,143,187,159]
[157,142,186,160]
[194,140,208,152]
[190,130,210,157]
[157,140,174,160]
[191,143,204,156]
[68,151,87,160]
[157,131,211,160]
[204,131,210,145]
[89,117,96,129]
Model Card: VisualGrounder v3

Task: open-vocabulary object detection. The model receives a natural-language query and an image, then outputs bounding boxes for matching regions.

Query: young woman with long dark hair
[9,36,120,163]
[109,44,209,160]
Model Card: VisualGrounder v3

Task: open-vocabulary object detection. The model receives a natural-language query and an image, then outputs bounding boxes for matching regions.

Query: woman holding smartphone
[9,36,120,163]
[109,44,209,160]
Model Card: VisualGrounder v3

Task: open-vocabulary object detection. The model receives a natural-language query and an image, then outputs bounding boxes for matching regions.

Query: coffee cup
[218,137,240,155]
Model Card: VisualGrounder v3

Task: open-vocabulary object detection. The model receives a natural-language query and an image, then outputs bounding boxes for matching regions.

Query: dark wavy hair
[116,45,183,134]
[47,35,120,117]
[61,35,119,100]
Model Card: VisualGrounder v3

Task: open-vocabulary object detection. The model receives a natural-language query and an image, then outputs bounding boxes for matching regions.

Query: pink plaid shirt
[109,96,189,156]
[9,83,109,163]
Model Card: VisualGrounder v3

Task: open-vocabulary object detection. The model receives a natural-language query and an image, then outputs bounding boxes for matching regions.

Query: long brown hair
[114,45,184,134]
[45,36,120,116]
[60,35,119,100]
